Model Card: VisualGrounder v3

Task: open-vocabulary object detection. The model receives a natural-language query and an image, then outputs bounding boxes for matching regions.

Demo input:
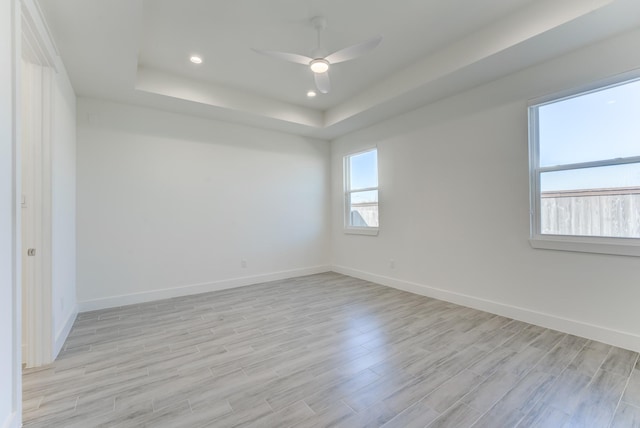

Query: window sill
[529,235,640,257]
[344,227,379,236]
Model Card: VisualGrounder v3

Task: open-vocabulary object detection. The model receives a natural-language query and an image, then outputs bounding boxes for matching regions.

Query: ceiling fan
[252,16,382,94]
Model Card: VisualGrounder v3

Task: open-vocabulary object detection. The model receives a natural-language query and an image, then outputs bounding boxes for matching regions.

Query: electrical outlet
[241,259,247,268]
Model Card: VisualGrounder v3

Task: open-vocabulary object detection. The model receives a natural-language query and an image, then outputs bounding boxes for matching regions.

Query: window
[528,73,640,256]
[344,148,378,235]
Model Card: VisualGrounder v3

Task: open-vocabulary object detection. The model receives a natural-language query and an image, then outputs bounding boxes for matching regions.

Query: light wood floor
[23,272,640,427]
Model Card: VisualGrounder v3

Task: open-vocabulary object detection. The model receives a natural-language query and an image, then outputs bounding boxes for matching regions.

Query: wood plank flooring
[23,272,640,427]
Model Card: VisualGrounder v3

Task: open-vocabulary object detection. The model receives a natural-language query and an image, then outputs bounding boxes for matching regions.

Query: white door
[21,58,35,364]
[20,55,53,368]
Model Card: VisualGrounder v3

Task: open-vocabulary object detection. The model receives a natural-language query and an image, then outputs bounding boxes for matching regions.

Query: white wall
[332,28,640,352]
[51,64,77,355]
[1,0,19,426]
[77,98,331,309]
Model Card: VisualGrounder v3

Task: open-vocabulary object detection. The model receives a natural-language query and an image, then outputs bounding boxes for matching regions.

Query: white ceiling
[38,0,640,139]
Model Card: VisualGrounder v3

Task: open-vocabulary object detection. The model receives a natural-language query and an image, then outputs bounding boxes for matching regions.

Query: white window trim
[344,148,379,236]
[344,226,379,236]
[528,70,640,257]
[529,235,640,257]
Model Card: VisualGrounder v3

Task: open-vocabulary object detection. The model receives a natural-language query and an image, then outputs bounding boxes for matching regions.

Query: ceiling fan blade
[251,49,313,66]
[325,35,382,64]
[314,71,331,94]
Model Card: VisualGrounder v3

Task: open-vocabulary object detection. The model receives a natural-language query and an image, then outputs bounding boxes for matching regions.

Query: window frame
[528,71,640,257]
[344,147,379,236]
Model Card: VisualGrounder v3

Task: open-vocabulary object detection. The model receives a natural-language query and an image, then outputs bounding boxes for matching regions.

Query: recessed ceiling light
[190,55,203,64]
[307,90,317,98]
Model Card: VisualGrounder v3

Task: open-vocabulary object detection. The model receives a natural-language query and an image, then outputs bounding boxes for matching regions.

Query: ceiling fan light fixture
[310,59,329,74]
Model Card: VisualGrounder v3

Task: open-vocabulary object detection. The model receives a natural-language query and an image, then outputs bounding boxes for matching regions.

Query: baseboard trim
[53,305,78,358]
[1,412,19,428]
[332,265,640,353]
[78,265,332,312]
